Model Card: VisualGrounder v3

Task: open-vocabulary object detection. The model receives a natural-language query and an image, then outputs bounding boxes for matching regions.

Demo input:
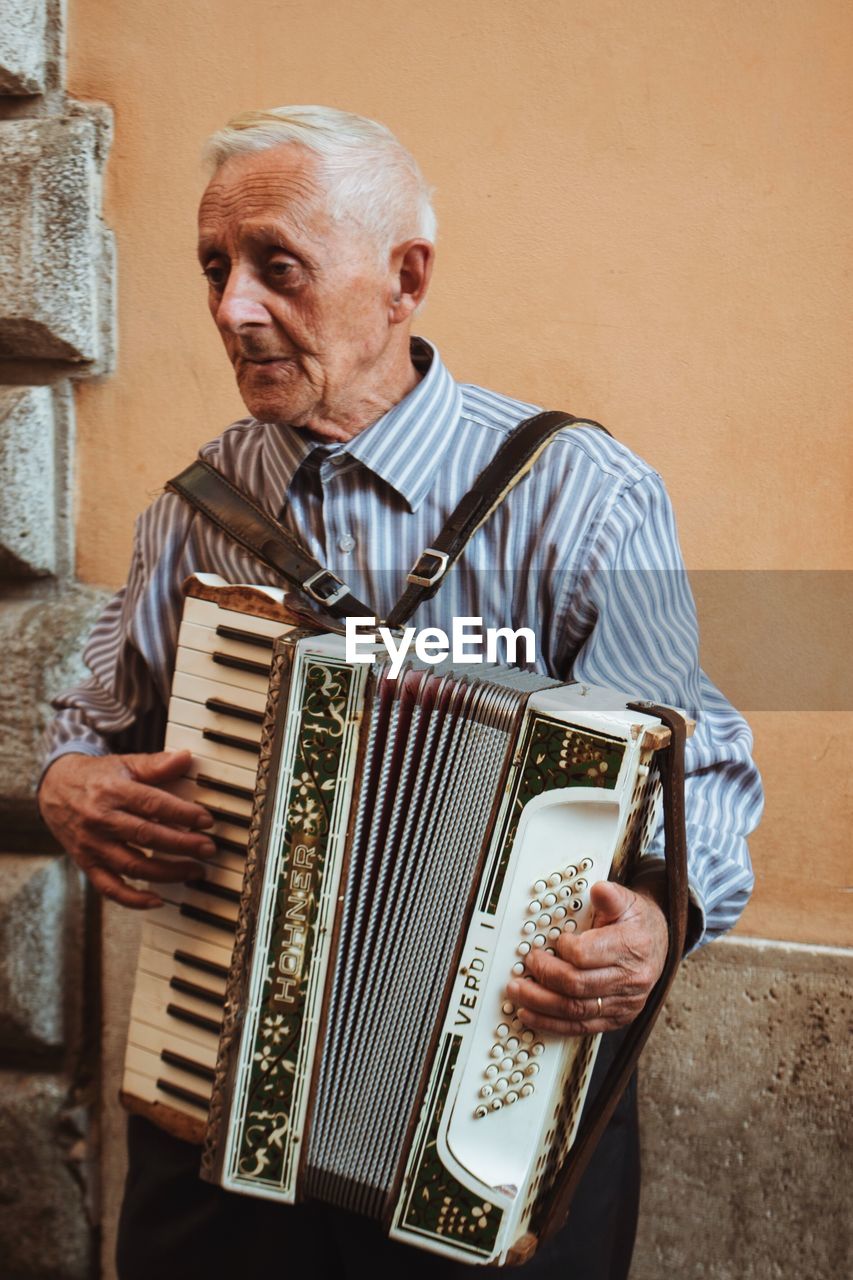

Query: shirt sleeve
[41,529,169,777]
[556,468,763,950]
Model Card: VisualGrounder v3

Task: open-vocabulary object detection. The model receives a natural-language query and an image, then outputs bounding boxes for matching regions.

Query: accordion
[121,574,688,1266]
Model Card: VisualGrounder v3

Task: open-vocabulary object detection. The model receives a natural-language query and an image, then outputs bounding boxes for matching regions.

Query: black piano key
[160,1049,217,1083]
[179,903,237,935]
[204,696,265,725]
[169,976,225,1009]
[156,1078,210,1111]
[213,651,270,677]
[167,1002,222,1036]
[202,728,261,756]
[210,835,248,857]
[205,805,251,830]
[215,624,275,650]
[173,949,229,981]
[195,772,255,802]
[185,877,241,905]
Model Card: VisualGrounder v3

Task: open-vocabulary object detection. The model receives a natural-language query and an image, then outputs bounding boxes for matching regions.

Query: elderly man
[40,106,761,1278]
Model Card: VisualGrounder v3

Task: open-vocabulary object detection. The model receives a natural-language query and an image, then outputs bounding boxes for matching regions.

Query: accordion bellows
[121,577,675,1266]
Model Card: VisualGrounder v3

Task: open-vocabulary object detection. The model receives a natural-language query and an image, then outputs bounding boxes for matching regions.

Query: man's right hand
[39,749,217,910]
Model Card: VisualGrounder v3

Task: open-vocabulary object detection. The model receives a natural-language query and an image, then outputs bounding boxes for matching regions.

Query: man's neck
[297,339,424,444]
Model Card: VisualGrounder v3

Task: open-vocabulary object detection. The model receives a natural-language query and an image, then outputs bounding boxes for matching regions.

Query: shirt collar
[258,337,462,514]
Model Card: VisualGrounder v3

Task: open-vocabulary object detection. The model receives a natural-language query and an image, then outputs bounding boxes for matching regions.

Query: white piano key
[183,596,293,639]
[167,695,263,747]
[127,1016,219,1068]
[170,770,255,818]
[203,847,248,879]
[163,843,246,881]
[131,990,222,1053]
[178,619,276,667]
[124,1044,214,1099]
[136,943,228,998]
[184,808,251,853]
[174,644,271,696]
[136,836,246,883]
[202,824,250,859]
[166,722,262,772]
[157,878,241,926]
[171,669,268,717]
[122,1068,201,1115]
[137,921,232,974]
[172,863,243,896]
[144,902,237,952]
[133,970,224,1027]
[172,753,257,790]
[131,967,222,1018]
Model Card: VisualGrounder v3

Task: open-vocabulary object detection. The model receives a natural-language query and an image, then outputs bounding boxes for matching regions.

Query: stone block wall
[0,1,114,1275]
[634,938,852,1279]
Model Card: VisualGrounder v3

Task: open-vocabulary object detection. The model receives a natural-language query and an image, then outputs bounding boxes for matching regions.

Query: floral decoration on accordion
[483,717,624,915]
[234,658,354,1186]
[401,1035,503,1257]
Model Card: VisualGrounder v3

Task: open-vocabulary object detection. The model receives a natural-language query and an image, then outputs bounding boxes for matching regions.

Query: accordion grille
[302,665,540,1215]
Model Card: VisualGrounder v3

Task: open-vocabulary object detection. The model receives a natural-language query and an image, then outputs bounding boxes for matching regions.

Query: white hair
[203,105,437,257]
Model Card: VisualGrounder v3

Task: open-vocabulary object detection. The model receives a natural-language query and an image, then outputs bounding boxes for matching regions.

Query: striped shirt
[44,338,762,947]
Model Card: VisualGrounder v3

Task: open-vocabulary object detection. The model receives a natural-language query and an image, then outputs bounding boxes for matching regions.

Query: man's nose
[214,267,270,331]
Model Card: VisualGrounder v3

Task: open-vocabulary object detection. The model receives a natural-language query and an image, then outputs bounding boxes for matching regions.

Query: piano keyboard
[121,586,295,1137]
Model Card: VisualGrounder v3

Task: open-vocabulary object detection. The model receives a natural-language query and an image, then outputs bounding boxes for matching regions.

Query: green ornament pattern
[484,716,625,914]
[233,658,354,1189]
[401,1035,503,1257]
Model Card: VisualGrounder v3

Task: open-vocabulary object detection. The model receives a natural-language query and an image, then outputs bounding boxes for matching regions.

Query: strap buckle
[406,547,450,588]
[303,569,349,608]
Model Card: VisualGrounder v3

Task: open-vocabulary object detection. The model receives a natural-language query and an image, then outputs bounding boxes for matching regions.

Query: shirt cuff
[38,740,110,794]
[629,856,706,953]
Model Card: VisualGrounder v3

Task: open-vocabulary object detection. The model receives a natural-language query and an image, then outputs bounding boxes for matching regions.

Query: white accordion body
[121,576,673,1266]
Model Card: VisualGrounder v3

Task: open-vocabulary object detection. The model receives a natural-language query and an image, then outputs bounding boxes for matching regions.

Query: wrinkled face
[197,146,397,429]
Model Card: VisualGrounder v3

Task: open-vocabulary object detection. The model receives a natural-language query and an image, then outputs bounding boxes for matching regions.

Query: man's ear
[388,239,434,322]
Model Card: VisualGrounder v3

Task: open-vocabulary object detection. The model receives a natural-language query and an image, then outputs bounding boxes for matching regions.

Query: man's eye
[267,259,298,283]
[202,264,228,289]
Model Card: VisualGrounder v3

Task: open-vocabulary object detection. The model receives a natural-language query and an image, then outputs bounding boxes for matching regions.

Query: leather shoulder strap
[166,458,374,620]
[168,411,608,626]
[385,411,609,628]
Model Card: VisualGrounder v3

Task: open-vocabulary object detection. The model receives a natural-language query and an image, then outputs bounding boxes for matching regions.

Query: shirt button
[338,533,356,553]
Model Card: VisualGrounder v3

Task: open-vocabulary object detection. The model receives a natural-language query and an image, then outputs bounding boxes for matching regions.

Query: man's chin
[240,394,305,426]
[236,364,307,425]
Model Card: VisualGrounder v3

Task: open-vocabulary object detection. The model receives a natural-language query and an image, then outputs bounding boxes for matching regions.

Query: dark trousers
[117,1034,640,1280]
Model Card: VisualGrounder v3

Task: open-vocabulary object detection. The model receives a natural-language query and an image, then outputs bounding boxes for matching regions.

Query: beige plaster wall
[67,0,852,947]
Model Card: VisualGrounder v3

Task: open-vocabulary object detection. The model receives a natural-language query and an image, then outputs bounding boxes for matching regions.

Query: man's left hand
[505,880,669,1035]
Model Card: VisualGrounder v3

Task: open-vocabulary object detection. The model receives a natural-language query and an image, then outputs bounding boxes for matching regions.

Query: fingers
[76,836,206,908]
[123,748,197,786]
[121,777,214,832]
[510,1004,609,1037]
[40,750,219,911]
[106,844,204,884]
[76,837,203,896]
[519,948,625,999]
[80,853,164,911]
[507,974,645,1035]
[106,807,217,858]
[587,879,635,927]
[542,887,658,974]
[505,883,671,1038]
[88,871,162,911]
[520,931,660,1009]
